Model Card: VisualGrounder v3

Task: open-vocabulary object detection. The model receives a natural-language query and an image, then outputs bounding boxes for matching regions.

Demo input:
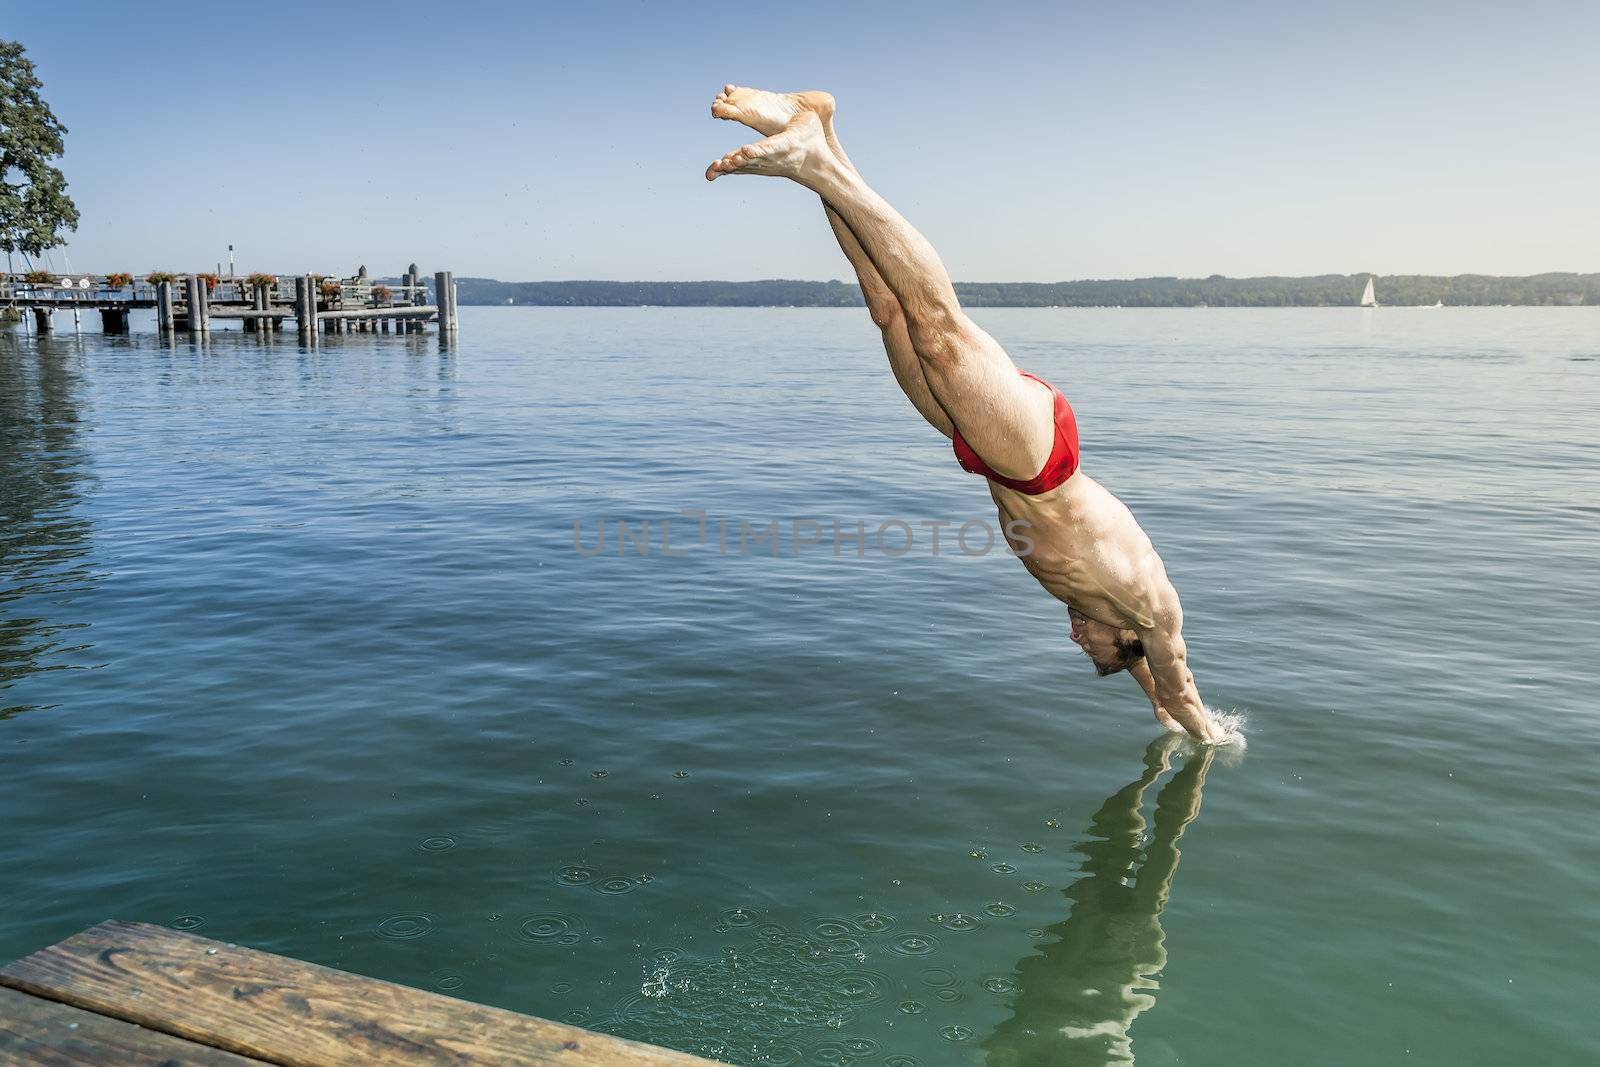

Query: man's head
[1068,606,1145,676]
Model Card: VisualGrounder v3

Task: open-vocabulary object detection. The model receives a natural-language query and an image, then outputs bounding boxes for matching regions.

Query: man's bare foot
[705,110,829,182]
[711,84,851,169]
[711,84,834,138]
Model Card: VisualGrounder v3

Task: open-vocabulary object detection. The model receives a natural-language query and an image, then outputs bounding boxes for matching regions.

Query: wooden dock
[0,921,719,1066]
[2,266,460,343]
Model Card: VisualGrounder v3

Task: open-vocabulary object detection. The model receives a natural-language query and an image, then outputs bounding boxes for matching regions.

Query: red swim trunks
[951,371,1080,494]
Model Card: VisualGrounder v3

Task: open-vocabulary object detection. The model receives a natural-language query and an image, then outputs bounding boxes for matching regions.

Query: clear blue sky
[12,0,1598,281]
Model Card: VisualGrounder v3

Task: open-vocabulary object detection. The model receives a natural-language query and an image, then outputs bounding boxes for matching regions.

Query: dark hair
[1096,633,1146,677]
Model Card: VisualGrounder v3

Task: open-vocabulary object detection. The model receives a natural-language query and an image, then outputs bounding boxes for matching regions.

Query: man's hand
[1134,600,1223,744]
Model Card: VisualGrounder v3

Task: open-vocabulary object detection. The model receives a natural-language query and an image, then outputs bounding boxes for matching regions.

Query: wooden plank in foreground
[0,985,267,1065]
[0,921,720,1066]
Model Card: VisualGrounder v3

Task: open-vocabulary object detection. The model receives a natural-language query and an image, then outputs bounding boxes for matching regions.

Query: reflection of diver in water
[984,733,1214,1066]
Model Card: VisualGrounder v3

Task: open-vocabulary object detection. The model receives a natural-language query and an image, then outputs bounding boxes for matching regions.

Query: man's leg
[820,205,954,438]
[710,89,1047,474]
[712,87,953,438]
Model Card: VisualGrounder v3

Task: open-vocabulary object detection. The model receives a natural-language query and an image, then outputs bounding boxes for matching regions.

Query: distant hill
[453,273,1600,308]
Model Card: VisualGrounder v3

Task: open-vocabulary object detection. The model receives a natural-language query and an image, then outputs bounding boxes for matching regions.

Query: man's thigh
[916,320,1055,480]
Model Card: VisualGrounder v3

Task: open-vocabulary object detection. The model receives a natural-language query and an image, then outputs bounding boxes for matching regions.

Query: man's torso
[992,470,1170,631]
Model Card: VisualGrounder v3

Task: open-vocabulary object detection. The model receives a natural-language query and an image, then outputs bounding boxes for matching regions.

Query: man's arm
[1127,658,1182,733]
[1134,597,1223,744]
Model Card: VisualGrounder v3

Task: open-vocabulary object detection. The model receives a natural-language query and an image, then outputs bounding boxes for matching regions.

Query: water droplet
[985,902,1016,917]
[810,917,859,939]
[563,1009,590,1024]
[1044,818,1061,829]
[517,915,575,942]
[557,932,581,945]
[842,1038,880,1056]
[968,848,988,860]
[936,988,962,1003]
[673,770,690,778]
[897,1000,925,1015]
[418,835,456,853]
[808,1042,851,1064]
[435,974,464,991]
[596,877,637,895]
[170,915,204,931]
[939,1024,973,1041]
[937,913,981,932]
[1026,928,1043,937]
[1022,881,1048,892]
[983,975,1019,994]
[376,914,435,941]
[551,982,573,993]
[853,911,896,933]
[918,967,956,987]
[890,934,940,956]
[560,758,574,766]
[991,862,1017,874]
[884,1056,921,1067]
[554,864,596,886]
[591,770,608,778]
[1020,842,1043,853]
[722,908,757,927]
[833,975,880,1001]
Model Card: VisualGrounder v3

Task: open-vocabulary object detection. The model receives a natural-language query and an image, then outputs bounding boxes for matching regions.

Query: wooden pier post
[156,281,174,333]
[294,276,309,343]
[196,277,211,334]
[184,276,202,332]
[435,270,458,333]
[31,307,52,334]
[404,264,418,331]
[305,275,319,345]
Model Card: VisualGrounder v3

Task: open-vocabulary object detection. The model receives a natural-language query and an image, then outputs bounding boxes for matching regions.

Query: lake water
[3,307,1597,1065]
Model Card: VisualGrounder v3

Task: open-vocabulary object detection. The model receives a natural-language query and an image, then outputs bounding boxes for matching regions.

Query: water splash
[375,913,434,941]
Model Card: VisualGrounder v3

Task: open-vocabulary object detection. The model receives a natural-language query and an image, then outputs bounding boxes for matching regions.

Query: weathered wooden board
[0,985,266,1065]
[0,921,720,1066]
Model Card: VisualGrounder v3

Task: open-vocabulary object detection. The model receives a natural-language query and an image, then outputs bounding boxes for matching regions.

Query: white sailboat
[1360,276,1378,307]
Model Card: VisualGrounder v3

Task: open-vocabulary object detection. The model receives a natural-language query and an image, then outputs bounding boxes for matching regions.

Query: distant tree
[0,40,78,258]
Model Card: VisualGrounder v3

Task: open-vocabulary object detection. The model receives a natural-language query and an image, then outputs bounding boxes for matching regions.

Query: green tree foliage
[455,273,1600,308]
[0,39,78,257]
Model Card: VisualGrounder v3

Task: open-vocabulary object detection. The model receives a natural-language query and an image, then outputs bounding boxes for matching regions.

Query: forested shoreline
[454,273,1600,307]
